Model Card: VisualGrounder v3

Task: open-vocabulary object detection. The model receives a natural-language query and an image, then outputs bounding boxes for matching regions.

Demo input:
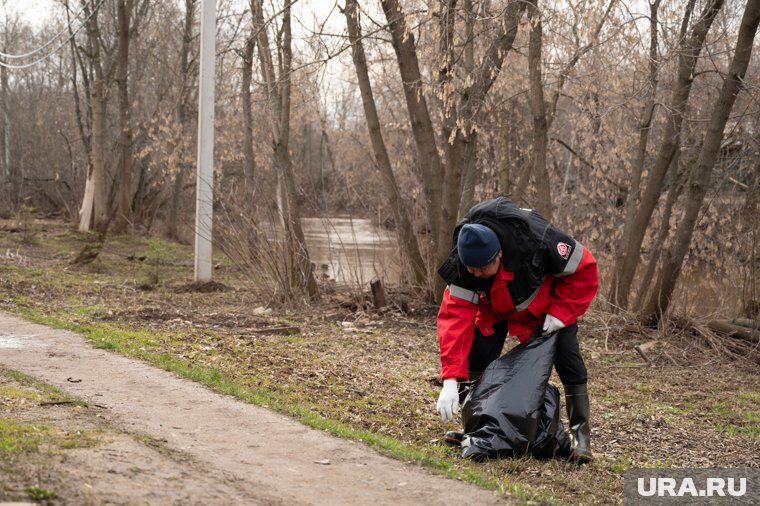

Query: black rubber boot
[443,431,464,447]
[565,383,593,463]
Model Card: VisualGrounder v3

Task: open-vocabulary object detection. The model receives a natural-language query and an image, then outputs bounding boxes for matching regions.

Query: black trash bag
[459,332,572,460]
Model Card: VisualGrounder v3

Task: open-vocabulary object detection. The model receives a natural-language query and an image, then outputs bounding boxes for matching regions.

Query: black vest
[438,197,552,307]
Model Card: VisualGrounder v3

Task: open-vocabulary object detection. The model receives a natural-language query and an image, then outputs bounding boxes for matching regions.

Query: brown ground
[0,219,758,505]
[0,367,276,505]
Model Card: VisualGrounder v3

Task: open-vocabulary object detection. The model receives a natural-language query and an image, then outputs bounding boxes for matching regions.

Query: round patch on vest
[557,242,571,260]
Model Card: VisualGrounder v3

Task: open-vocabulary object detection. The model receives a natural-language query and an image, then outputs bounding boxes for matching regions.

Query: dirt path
[0,312,508,505]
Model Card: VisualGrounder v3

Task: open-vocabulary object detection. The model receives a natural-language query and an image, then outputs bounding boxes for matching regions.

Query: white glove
[542,314,565,335]
[436,379,459,422]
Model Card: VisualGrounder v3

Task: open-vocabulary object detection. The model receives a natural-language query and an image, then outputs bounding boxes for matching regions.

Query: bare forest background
[1,0,759,324]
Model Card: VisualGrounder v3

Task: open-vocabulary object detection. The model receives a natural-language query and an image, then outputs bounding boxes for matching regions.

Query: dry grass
[0,220,758,505]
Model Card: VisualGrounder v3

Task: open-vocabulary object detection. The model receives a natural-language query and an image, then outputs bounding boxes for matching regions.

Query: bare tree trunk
[458,132,479,218]
[618,0,662,308]
[64,0,93,228]
[317,108,335,210]
[527,0,551,220]
[79,2,111,234]
[0,59,12,203]
[0,63,6,181]
[514,147,532,204]
[434,0,528,298]
[609,0,721,310]
[641,0,760,324]
[379,0,444,249]
[457,0,478,219]
[516,0,615,214]
[344,0,427,291]
[113,0,134,234]
[274,138,318,298]
[741,160,759,309]
[168,0,195,240]
[253,0,318,300]
[633,146,683,311]
[436,0,462,281]
[240,33,256,182]
[79,170,96,231]
[498,107,513,196]
[89,80,108,233]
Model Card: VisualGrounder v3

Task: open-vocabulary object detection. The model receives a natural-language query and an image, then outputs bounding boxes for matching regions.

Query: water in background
[301,217,400,285]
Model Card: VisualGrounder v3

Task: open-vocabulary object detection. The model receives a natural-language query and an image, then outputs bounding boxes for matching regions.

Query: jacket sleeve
[437,286,479,381]
[538,222,598,324]
[547,243,598,325]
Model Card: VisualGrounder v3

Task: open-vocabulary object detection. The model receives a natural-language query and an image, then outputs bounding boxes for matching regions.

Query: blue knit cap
[457,224,501,267]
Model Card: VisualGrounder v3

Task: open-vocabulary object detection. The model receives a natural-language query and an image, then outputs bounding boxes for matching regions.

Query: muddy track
[0,312,508,505]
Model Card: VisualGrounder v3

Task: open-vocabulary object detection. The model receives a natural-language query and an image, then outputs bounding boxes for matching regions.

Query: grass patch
[706,398,760,438]
[597,386,760,439]
[0,368,87,407]
[0,418,50,455]
[738,391,760,403]
[0,369,101,462]
[0,385,42,402]
[25,486,57,501]
[16,308,562,505]
[713,421,760,438]
[596,455,634,475]
[0,416,98,457]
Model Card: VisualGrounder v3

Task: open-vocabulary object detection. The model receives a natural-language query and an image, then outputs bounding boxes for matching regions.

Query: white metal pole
[195,0,215,282]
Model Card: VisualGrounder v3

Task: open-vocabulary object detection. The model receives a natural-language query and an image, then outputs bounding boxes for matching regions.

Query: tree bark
[370,279,388,309]
[633,146,683,311]
[85,17,108,234]
[112,0,135,234]
[731,318,760,331]
[91,81,108,234]
[241,33,256,183]
[609,0,721,310]
[434,0,528,298]
[527,0,551,220]
[498,107,513,196]
[0,57,12,204]
[317,108,335,210]
[253,0,318,300]
[617,0,661,303]
[79,0,117,234]
[457,0,478,219]
[740,160,759,308]
[344,0,428,291]
[641,0,760,324]
[458,131,479,219]
[707,320,760,344]
[64,0,93,228]
[168,0,195,240]
[517,0,615,213]
[379,0,444,248]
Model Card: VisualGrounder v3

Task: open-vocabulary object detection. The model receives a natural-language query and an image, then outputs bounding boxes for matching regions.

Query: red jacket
[436,198,598,381]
